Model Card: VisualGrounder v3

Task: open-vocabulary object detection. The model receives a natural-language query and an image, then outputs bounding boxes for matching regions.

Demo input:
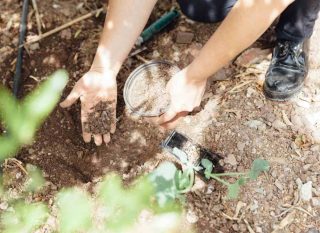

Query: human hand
[157,68,207,129]
[60,70,117,146]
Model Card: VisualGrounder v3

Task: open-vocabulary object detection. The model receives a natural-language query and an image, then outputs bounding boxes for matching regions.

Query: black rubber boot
[263,40,308,101]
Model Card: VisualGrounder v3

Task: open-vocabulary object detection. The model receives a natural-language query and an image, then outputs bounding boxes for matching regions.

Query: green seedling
[201,158,270,199]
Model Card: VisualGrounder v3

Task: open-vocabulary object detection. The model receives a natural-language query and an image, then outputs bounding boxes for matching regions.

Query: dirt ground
[1,0,320,232]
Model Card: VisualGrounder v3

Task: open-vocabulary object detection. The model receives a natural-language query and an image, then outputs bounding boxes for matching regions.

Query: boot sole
[263,83,303,102]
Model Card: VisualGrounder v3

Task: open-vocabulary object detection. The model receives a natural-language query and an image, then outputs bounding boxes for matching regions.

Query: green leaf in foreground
[57,188,92,233]
[249,159,270,180]
[149,162,179,207]
[20,69,68,144]
[25,164,45,192]
[1,201,48,233]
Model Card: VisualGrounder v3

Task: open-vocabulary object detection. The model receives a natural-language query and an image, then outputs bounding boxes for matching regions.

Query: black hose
[13,0,29,97]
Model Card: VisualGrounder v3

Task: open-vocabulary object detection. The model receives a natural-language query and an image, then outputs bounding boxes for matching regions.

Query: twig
[31,0,42,35]
[244,219,255,233]
[22,7,104,47]
[227,80,254,93]
[5,158,28,175]
[135,55,150,63]
[129,46,147,57]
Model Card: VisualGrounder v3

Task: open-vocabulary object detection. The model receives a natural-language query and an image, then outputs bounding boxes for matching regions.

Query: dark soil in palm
[128,63,179,116]
[83,101,114,134]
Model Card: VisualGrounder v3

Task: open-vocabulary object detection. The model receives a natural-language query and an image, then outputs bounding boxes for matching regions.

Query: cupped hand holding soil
[60,70,117,146]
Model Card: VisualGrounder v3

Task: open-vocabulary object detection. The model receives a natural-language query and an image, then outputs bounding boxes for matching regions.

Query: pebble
[274,179,284,191]
[307,228,320,233]
[224,154,238,166]
[76,151,84,159]
[300,181,313,201]
[186,209,199,223]
[29,43,40,51]
[176,31,194,44]
[250,199,259,212]
[245,120,266,131]
[60,29,72,40]
[311,198,320,207]
[0,202,8,210]
[235,48,271,67]
[232,224,239,231]
[295,99,311,109]
[272,119,287,131]
[237,142,246,152]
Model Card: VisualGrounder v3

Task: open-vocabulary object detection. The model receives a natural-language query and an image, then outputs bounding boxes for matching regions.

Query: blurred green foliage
[0,69,68,159]
[0,70,183,233]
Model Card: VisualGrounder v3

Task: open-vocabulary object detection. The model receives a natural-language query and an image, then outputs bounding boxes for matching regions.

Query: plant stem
[179,169,195,194]
[209,174,230,186]
[213,172,246,177]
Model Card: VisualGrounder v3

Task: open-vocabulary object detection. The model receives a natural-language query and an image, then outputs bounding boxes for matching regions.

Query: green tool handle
[137,9,180,45]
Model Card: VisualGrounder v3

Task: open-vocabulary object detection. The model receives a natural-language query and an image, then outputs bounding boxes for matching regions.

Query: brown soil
[1,0,320,232]
[83,101,114,134]
[127,63,179,116]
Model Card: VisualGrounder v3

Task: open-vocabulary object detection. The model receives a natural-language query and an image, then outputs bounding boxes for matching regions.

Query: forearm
[91,0,158,76]
[186,0,294,82]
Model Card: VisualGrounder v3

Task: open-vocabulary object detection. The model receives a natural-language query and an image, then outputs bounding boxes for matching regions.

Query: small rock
[272,119,287,131]
[307,228,320,233]
[250,199,259,212]
[310,144,320,152]
[235,48,271,67]
[29,43,40,51]
[0,202,8,210]
[211,66,235,81]
[60,29,72,40]
[311,198,320,207]
[275,179,284,191]
[15,172,22,179]
[237,142,246,152]
[232,224,239,231]
[225,154,238,166]
[246,87,256,97]
[76,151,84,159]
[186,210,199,223]
[176,31,194,44]
[295,99,311,109]
[28,148,34,154]
[245,120,266,131]
[300,181,313,201]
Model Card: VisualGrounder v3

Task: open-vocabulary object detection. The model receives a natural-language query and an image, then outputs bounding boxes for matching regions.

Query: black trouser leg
[176,0,237,23]
[177,0,320,42]
[276,0,320,43]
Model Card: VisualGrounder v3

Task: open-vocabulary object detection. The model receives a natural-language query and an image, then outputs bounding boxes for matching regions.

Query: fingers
[83,132,91,143]
[161,111,188,129]
[110,100,117,134]
[93,134,103,146]
[157,108,178,125]
[81,101,92,143]
[60,88,81,108]
[103,133,111,144]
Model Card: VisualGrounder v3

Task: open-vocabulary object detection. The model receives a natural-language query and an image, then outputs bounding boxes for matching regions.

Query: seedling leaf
[237,176,246,186]
[25,164,45,192]
[249,159,270,180]
[149,162,178,207]
[227,183,240,199]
